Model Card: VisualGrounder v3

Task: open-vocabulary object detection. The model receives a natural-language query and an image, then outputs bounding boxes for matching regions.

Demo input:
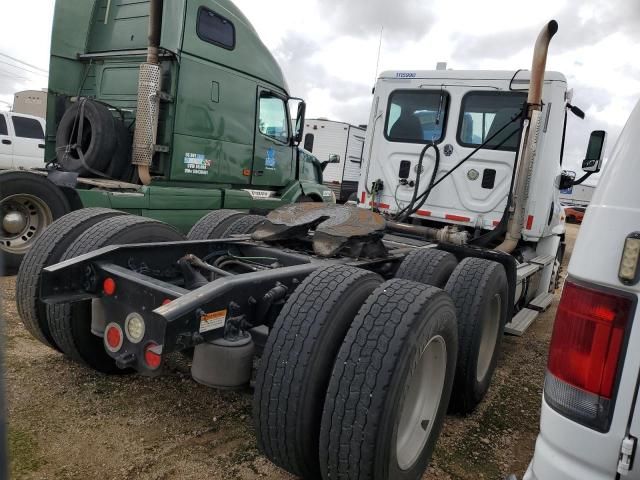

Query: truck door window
[0,116,7,136]
[384,90,448,144]
[458,91,526,151]
[197,7,235,50]
[11,116,44,140]
[259,94,289,144]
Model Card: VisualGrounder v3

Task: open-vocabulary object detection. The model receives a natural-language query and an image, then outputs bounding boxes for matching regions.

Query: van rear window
[385,90,448,144]
[197,7,235,50]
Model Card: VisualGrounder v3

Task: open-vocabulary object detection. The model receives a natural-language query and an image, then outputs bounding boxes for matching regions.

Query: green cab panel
[171,55,256,185]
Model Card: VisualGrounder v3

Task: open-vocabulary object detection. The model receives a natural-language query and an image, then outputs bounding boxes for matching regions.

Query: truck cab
[359,70,567,240]
[357,67,606,335]
[0,0,332,268]
[524,99,640,480]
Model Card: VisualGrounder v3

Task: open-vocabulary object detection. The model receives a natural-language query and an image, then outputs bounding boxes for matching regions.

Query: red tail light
[545,280,634,431]
[104,323,123,353]
[103,277,117,296]
[144,342,162,370]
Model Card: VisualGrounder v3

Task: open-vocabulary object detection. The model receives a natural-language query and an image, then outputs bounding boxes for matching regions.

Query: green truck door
[252,89,295,187]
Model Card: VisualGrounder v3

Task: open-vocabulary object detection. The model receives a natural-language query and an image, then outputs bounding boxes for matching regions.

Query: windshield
[385,90,448,144]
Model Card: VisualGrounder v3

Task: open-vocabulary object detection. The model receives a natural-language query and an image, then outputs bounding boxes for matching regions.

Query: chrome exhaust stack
[496,20,558,253]
[132,0,164,186]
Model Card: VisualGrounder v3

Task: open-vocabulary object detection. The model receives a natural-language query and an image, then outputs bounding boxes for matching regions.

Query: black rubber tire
[187,210,245,240]
[444,257,509,414]
[319,279,458,480]
[254,265,383,479]
[221,214,266,236]
[16,208,127,350]
[55,100,117,175]
[395,248,458,288]
[104,118,132,180]
[0,171,71,271]
[47,216,184,373]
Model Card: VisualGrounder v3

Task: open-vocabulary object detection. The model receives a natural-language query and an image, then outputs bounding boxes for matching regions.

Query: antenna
[373,26,384,85]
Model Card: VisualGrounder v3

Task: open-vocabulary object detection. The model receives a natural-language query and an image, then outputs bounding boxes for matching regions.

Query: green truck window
[259,94,289,143]
[197,7,235,50]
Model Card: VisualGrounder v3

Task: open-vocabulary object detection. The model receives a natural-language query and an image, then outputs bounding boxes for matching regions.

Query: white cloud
[0,0,637,184]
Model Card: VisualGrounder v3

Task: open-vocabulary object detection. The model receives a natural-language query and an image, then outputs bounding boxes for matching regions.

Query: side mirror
[320,154,340,171]
[582,130,607,173]
[292,100,306,145]
[559,170,576,192]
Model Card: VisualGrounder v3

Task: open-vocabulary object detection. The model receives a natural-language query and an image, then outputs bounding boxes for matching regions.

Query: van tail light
[544,280,634,432]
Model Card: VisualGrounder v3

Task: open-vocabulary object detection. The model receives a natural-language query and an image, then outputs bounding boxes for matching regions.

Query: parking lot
[1,224,578,480]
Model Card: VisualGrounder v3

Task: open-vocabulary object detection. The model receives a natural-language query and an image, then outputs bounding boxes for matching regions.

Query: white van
[522,98,640,478]
[0,112,46,170]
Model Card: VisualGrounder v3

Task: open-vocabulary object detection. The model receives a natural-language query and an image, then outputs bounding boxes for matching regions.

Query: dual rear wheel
[254,265,459,479]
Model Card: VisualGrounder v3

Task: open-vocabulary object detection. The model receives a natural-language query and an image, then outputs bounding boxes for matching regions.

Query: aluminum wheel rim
[0,194,53,254]
[476,293,501,383]
[396,335,447,471]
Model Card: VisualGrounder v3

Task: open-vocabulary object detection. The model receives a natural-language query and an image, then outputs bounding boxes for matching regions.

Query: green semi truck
[0,0,335,268]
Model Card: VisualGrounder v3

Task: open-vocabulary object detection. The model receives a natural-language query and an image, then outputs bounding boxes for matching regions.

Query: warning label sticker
[199,309,227,333]
[184,153,212,176]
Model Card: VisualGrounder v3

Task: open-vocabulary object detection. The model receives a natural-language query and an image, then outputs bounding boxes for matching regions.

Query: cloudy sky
[0,0,638,181]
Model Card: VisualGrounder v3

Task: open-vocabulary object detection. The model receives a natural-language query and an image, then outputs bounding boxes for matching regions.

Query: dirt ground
[1,224,579,480]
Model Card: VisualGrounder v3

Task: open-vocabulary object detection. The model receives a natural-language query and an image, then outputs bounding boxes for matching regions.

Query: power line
[0,69,44,83]
[0,60,47,77]
[0,52,47,74]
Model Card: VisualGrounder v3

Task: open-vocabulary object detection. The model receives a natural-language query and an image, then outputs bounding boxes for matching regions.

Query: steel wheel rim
[0,194,53,254]
[476,293,501,382]
[396,335,447,471]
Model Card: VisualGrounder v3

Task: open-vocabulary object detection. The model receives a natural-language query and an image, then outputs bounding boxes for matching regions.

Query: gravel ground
[1,224,579,479]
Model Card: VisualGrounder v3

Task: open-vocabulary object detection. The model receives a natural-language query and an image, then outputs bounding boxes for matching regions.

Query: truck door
[9,114,45,169]
[0,114,13,168]
[252,89,294,187]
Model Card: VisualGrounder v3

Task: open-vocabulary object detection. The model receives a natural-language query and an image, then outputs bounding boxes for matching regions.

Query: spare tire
[56,99,117,175]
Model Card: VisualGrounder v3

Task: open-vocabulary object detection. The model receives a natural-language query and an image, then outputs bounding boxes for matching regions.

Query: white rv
[303,119,365,202]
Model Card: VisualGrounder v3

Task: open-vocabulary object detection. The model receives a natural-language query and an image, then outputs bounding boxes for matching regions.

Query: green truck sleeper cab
[0,0,334,268]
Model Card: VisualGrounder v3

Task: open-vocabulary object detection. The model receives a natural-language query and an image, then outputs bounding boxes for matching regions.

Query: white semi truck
[357,56,604,336]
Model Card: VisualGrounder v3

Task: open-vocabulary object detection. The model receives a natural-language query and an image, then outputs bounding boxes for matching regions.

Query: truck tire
[47,216,184,373]
[187,210,245,240]
[221,214,266,236]
[16,208,127,351]
[56,100,118,175]
[104,118,132,181]
[395,248,458,288]
[254,265,382,478]
[444,257,508,414]
[0,171,71,271]
[319,279,458,480]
